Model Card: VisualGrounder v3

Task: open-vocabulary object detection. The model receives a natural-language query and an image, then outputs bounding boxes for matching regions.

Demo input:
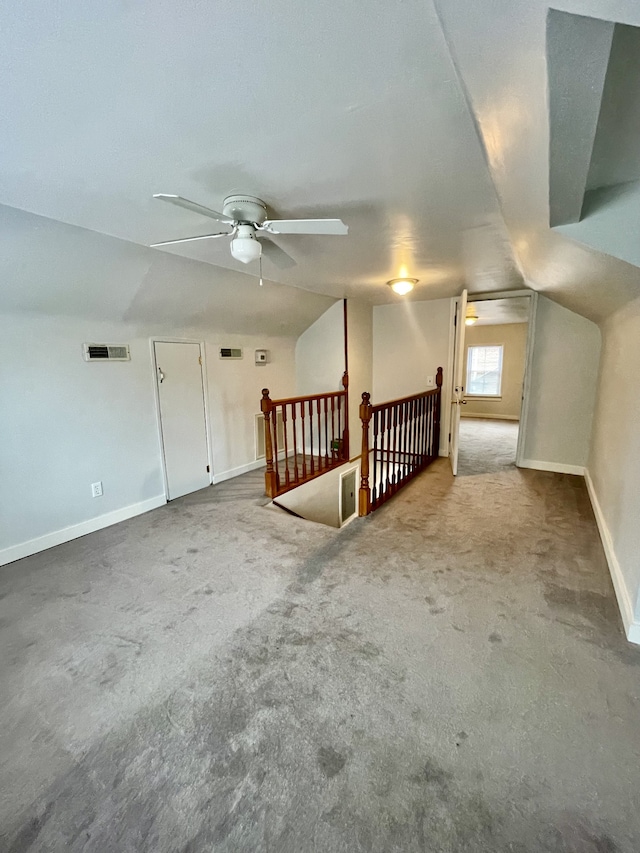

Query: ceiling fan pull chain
[259,254,263,286]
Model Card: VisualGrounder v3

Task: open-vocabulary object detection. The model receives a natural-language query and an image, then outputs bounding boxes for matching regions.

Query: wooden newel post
[434,366,443,458]
[359,392,372,516]
[342,370,350,460]
[261,389,277,498]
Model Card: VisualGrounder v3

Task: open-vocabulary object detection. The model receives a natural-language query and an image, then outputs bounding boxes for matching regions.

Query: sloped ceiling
[433,0,640,322]
[1,0,640,328]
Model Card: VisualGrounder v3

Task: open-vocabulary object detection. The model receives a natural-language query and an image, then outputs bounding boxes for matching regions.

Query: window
[466,345,503,396]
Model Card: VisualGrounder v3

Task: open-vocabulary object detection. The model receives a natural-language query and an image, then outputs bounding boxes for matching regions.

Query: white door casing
[154,341,210,500]
[449,288,468,476]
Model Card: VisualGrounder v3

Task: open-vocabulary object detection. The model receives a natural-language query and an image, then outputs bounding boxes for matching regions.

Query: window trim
[465,344,504,398]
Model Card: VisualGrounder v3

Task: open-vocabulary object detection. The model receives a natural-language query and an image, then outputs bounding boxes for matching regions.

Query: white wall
[373,298,452,455]
[462,322,528,419]
[0,312,296,564]
[587,295,640,641]
[520,296,600,473]
[295,299,344,396]
[295,298,372,461]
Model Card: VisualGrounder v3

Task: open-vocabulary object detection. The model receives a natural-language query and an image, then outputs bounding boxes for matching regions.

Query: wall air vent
[219,347,243,359]
[83,343,130,362]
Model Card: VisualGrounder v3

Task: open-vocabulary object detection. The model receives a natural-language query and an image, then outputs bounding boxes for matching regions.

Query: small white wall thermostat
[255,349,268,365]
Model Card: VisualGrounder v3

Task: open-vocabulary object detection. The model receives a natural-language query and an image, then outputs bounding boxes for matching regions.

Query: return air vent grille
[219,347,243,360]
[255,412,285,460]
[83,343,130,361]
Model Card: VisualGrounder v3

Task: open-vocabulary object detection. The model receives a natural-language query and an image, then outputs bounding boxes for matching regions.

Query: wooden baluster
[316,398,322,469]
[409,398,416,475]
[427,394,433,461]
[415,397,421,470]
[300,401,307,480]
[430,393,435,458]
[337,395,343,461]
[402,400,409,482]
[427,394,432,461]
[324,396,329,466]
[416,396,422,468]
[391,404,399,492]
[397,403,402,486]
[292,401,299,483]
[372,410,378,505]
[359,392,372,516]
[434,367,443,460]
[261,389,277,498]
[379,407,386,501]
[341,371,350,459]
[282,404,290,487]
[309,399,315,475]
[385,405,392,495]
[331,394,336,461]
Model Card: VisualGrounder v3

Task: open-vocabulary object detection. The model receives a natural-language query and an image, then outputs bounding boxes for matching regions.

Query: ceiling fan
[151,193,348,267]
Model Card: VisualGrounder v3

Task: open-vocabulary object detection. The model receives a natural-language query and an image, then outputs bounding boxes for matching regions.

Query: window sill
[464,395,502,401]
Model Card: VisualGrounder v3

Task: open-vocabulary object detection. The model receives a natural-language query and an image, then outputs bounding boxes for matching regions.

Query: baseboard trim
[213,458,265,484]
[0,495,167,568]
[584,470,640,645]
[518,458,585,476]
[461,413,520,421]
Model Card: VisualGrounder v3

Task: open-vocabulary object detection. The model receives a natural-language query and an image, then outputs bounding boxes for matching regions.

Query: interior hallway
[1,462,639,852]
[457,417,519,476]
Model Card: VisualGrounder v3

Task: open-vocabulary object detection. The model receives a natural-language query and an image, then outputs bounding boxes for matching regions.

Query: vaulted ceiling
[2,0,640,331]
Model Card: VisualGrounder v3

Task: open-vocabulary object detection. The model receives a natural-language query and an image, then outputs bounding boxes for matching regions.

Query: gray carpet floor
[1,461,639,852]
[458,417,519,476]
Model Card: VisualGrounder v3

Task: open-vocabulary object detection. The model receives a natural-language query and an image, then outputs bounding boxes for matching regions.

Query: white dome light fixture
[465,314,478,326]
[230,224,262,264]
[387,277,417,295]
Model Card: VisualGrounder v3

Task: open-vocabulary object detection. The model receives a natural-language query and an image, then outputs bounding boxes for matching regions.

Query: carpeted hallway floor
[458,417,519,476]
[1,461,639,852]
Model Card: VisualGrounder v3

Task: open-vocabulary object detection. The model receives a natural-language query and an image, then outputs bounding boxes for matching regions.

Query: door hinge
[198,356,202,365]
[206,465,210,473]
[449,432,452,441]
[454,314,457,327]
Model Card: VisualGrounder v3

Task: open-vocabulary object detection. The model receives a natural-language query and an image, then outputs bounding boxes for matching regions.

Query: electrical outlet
[91,481,103,498]
[426,375,434,387]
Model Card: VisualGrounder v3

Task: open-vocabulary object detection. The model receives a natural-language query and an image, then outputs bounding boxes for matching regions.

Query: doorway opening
[457,295,531,477]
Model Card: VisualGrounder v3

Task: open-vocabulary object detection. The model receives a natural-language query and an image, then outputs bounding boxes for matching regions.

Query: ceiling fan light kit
[387,277,417,295]
[230,224,262,264]
[151,193,348,271]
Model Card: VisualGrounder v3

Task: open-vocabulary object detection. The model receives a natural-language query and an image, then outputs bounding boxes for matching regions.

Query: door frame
[150,337,214,500]
[461,290,537,468]
[448,289,468,475]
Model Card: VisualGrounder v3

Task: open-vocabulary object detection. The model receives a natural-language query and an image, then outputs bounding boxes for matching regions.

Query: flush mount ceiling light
[465,314,478,326]
[387,278,417,295]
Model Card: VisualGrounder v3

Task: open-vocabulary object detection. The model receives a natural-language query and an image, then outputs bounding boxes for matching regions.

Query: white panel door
[449,289,467,475]
[154,341,210,500]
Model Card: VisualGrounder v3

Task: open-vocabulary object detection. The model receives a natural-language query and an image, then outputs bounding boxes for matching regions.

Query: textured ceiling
[467,297,530,326]
[2,0,640,326]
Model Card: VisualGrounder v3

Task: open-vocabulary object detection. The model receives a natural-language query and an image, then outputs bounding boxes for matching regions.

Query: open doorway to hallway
[457,296,530,477]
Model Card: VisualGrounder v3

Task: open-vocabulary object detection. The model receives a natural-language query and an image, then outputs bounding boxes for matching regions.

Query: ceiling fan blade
[153,194,232,223]
[261,218,348,236]
[261,238,297,269]
[150,231,232,247]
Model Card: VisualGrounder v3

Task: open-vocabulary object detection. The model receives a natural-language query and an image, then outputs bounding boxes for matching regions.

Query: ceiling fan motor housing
[222,194,267,225]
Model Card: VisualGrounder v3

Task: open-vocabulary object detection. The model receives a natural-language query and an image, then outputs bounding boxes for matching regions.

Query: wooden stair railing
[359,367,443,515]
[261,372,349,499]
